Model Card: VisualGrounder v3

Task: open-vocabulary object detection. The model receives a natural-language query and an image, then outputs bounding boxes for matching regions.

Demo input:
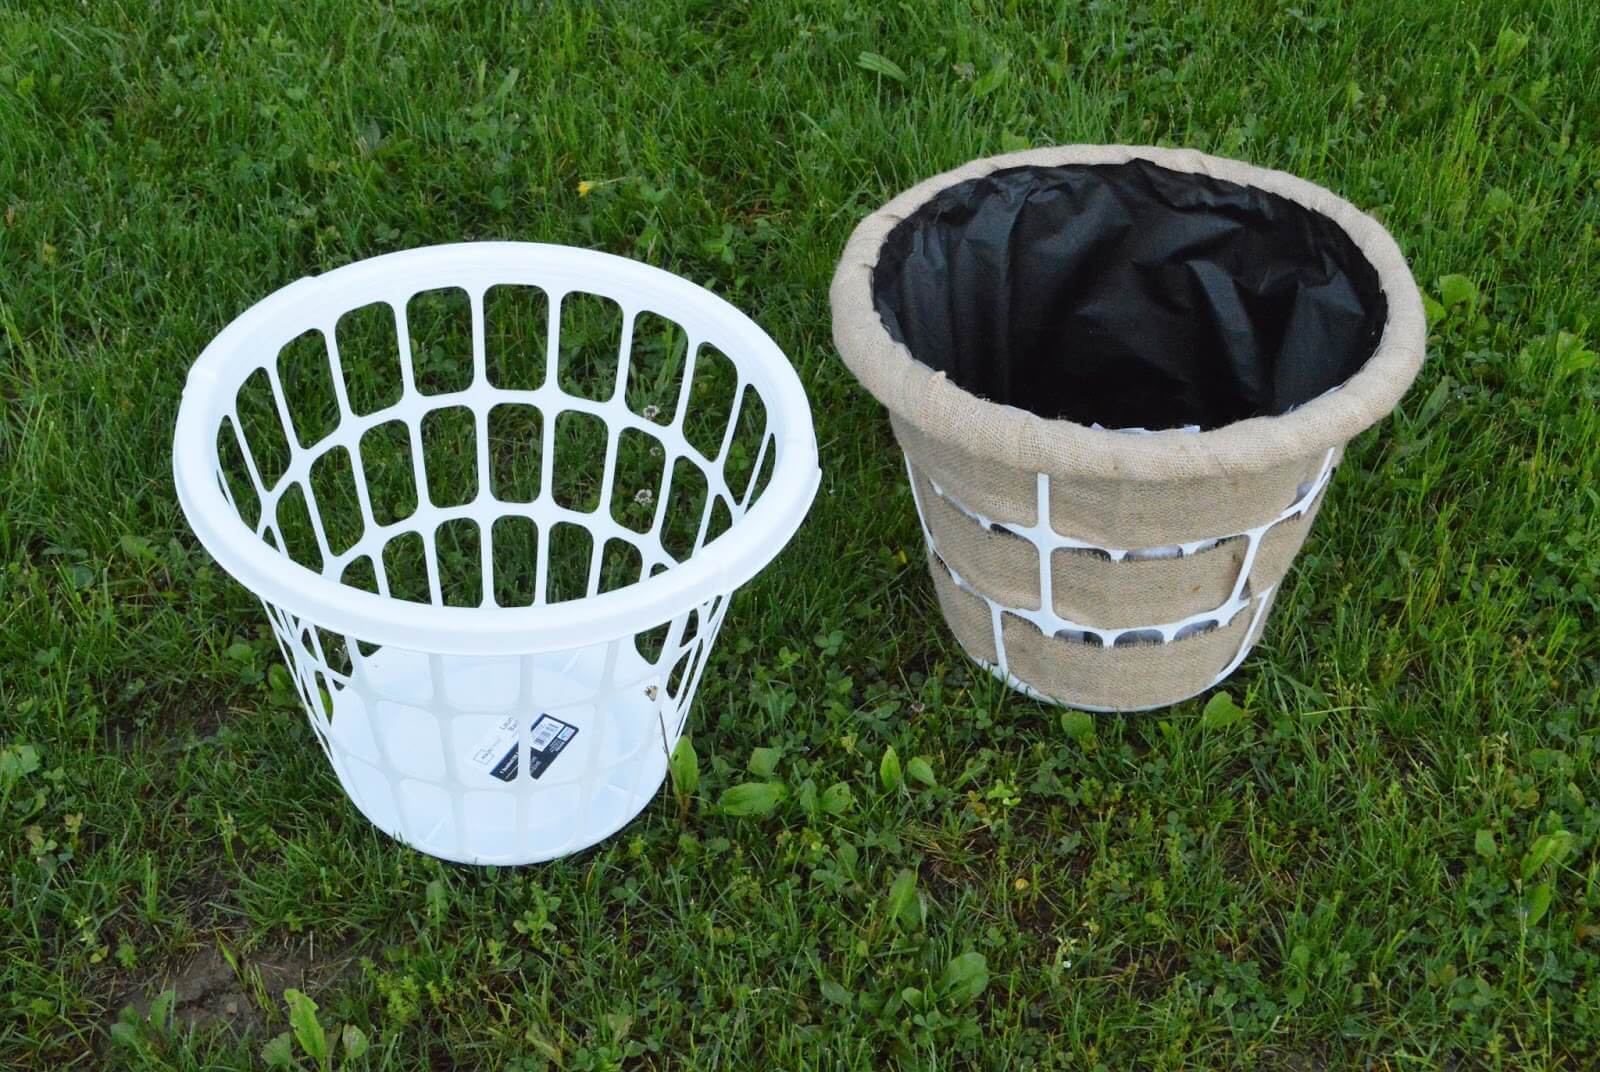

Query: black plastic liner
[873,160,1387,431]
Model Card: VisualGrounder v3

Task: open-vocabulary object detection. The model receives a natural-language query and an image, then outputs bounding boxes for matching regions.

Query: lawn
[2,1,1598,1068]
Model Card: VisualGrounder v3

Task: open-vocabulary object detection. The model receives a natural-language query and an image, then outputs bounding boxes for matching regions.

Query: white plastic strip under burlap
[831,145,1426,711]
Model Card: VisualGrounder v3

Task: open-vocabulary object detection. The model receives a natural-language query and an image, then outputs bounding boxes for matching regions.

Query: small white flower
[633,488,654,507]
[642,404,661,420]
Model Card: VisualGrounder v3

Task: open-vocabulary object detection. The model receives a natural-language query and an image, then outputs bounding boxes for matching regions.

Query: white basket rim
[173,242,820,656]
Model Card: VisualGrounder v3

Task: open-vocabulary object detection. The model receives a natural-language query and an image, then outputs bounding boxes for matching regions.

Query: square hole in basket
[407,287,475,396]
[485,283,549,391]
[235,367,292,490]
[723,385,768,503]
[634,621,669,665]
[336,302,404,415]
[490,514,540,607]
[659,457,710,563]
[341,554,381,595]
[679,608,702,649]
[215,417,262,529]
[382,530,432,604]
[312,626,353,680]
[597,537,643,594]
[436,517,484,608]
[682,343,739,461]
[311,668,339,725]
[625,310,689,423]
[556,292,623,401]
[704,495,734,544]
[544,521,594,604]
[308,447,364,556]
[359,420,418,526]
[487,403,543,503]
[550,409,607,513]
[278,329,341,448]
[421,405,477,508]
[667,639,705,702]
[274,482,323,573]
[609,427,666,533]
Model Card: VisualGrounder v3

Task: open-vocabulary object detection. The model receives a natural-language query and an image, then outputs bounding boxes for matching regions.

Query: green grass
[3,1,1599,1068]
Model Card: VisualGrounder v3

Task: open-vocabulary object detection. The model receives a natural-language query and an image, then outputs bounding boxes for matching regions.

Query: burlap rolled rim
[830,145,1427,712]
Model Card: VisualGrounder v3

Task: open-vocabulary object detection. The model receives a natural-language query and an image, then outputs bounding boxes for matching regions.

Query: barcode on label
[530,719,560,751]
[468,713,579,783]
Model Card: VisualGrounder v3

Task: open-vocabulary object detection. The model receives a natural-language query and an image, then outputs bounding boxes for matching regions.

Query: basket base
[966,642,1259,714]
[323,641,672,865]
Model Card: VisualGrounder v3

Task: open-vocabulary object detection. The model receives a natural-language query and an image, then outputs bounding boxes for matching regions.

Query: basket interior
[211,282,779,639]
[872,160,1388,431]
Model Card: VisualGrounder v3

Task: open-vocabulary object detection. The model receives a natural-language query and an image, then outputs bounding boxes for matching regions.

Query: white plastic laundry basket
[174,243,819,864]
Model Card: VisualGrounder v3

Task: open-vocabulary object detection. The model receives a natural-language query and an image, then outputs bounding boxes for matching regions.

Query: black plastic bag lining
[872,161,1387,431]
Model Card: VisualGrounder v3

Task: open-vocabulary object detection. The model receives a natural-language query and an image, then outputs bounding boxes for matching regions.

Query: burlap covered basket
[831,145,1426,711]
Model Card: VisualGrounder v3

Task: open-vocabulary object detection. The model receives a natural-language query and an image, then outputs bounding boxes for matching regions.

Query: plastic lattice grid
[181,247,816,863]
[910,447,1337,705]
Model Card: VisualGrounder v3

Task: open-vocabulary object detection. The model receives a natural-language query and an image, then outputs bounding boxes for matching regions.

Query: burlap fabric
[832,145,1426,710]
